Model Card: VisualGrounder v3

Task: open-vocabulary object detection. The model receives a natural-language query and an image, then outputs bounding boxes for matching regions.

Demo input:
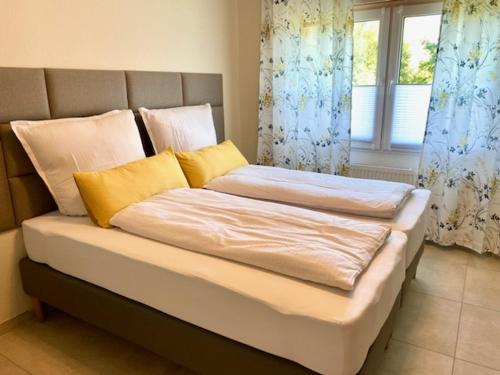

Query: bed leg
[33,299,46,322]
[385,334,392,350]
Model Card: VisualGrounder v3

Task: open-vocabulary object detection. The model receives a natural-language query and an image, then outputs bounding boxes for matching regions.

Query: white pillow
[139,104,217,153]
[12,110,145,216]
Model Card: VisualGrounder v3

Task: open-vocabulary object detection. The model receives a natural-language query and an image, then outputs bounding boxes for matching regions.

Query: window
[351,3,442,150]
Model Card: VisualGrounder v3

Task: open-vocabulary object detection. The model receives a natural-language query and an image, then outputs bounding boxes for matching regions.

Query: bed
[0,67,405,374]
[22,212,406,375]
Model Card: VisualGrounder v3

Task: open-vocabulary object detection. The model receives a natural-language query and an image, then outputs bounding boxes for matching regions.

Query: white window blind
[390,84,432,146]
[351,86,378,142]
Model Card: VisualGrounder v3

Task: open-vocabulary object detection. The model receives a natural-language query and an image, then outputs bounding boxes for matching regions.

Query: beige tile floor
[0,244,499,374]
[377,244,500,375]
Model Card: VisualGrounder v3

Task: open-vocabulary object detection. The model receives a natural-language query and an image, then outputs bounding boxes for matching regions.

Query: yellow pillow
[175,140,248,188]
[74,148,189,228]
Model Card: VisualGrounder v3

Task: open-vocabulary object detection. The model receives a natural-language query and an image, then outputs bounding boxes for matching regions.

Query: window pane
[352,20,380,142]
[391,12,441,146]
[351,86,377,142]
[353,20,380,85]
[398,14,441,84]
[391,85,432,146]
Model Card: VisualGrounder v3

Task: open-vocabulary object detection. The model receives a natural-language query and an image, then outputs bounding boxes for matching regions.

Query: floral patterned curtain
[257,0,353,175]
[418,0,500,254]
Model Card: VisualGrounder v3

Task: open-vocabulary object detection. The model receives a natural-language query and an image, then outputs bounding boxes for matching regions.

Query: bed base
[402,241,424,303]
[20,257,401,375]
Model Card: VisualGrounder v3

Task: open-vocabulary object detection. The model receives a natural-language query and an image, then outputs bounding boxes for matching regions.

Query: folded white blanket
[205,165,415,219]
[111,188,391,290]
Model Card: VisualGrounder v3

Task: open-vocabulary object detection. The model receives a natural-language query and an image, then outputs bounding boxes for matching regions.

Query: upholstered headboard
[0,67,224,232]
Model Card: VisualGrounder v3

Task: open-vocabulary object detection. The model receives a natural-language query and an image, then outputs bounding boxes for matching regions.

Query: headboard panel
[0,67,224,232]
[0,68,51,123]
[182,73,224,106]
[126,71,183,110]
[45,69,129,118]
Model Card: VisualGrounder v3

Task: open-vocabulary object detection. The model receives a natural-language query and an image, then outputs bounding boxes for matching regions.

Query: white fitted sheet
[22,213,406,375]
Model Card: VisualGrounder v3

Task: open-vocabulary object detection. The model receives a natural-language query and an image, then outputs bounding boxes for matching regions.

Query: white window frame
[381,2,443,151]
[352,2,443,153]
[352,8,390,150]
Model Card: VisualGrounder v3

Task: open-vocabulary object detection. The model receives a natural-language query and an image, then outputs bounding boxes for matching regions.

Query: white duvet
[111,188,391,290]
[205,165,415,219]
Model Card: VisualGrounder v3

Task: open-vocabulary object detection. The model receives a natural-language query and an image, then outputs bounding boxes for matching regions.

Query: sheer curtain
[257,0,353,175]
[418,0,500,254]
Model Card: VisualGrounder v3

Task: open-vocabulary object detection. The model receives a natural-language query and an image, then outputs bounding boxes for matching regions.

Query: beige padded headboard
[0,67,225,232]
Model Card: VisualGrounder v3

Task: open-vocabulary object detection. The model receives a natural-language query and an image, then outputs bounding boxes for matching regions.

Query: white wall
[0,230,31,324]
[351,149,421,170]
[236,0,261,163]
[0,0,241,324]
[0,0,241,141]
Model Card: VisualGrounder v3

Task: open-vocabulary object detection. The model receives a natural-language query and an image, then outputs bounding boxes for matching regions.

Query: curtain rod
[353,0,442,11]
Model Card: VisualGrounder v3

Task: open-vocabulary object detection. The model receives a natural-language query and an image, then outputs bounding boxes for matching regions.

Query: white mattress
[22,213,406,375]
[318,189,430,269]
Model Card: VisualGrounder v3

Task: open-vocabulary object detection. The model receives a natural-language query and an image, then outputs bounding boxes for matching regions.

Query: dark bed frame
[19,258,402,375]
[0,67,422,374]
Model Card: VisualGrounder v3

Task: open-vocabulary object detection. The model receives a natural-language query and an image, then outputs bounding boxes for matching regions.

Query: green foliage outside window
[353,22,438,86]
[399,40,438,84]
[352,21,378,86]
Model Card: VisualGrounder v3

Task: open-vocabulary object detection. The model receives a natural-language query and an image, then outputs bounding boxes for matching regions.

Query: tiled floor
[377,244,500,375]
[0,244,499,374]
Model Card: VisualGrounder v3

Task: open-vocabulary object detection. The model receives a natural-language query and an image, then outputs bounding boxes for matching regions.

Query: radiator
[349,164,417,185]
